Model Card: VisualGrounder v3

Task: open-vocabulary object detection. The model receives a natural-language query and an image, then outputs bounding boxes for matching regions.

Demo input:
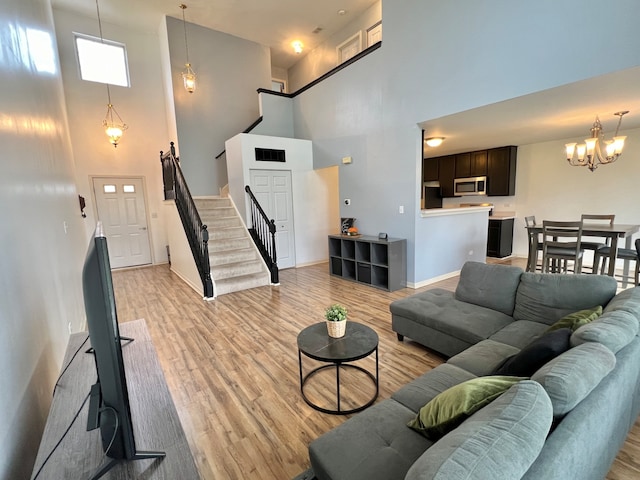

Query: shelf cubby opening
[355,241,371,262]
[342,240,356,260]
[329,238,342,257]
[372,265,389,289]
[342,259,356,280]
[371,243,388,266]
[330,257,342,276]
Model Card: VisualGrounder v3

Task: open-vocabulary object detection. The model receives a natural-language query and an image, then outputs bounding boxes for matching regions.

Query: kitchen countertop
[420,205,492,218]
[490,211,516,220]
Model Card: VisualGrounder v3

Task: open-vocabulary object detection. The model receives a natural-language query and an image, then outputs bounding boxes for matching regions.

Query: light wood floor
[111,258,640,479]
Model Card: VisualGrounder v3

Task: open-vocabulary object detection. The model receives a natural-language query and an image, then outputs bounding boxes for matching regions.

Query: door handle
[139,227,147,231]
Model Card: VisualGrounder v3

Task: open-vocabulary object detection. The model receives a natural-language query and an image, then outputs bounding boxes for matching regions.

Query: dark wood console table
[31,319,200,479]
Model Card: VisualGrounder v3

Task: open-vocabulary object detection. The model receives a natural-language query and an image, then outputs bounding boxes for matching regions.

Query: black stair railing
[245,185,279,284]
[160,142,214,298]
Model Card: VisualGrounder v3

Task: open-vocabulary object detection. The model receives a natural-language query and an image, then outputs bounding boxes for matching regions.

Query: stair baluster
[245,186,279,284]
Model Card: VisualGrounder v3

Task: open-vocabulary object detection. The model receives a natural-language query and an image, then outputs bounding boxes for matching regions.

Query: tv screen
[82,222,164,478]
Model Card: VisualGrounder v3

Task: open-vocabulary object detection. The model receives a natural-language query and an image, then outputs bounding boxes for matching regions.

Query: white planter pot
[326,319,347,338]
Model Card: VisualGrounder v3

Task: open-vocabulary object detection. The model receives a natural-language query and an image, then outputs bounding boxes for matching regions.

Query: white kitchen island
[413,205,492,288]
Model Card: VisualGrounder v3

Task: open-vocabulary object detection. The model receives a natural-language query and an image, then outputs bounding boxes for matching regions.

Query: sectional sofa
[308,261,640,480]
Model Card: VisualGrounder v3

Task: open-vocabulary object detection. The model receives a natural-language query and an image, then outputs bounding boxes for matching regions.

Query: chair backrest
[636,238,640,258]
[542,220,583,250]
[580,214,615,225]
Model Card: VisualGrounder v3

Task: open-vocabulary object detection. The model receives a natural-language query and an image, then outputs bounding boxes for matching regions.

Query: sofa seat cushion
[571,310,640,354]
[532,342,616,416]
[489,321,549,349]
[603,287,640,317]
[390,289,514,346]
[309,399,432,480]
[454,261,523,315]
[405,381,553,480]
[392,364,476,413]
[513,272,617,325]
[447,340,520,376]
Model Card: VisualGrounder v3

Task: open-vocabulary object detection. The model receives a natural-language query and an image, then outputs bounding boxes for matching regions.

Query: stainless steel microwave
[454,176,487,196]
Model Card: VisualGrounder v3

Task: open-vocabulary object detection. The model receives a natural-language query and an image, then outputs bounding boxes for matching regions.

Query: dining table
[526,222,640,281]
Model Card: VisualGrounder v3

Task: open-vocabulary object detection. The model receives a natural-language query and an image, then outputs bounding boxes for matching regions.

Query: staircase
[194,197,271,296]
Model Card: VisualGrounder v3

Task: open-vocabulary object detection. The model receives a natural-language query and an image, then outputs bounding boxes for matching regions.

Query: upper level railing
[160,142,214,298]
[245,185,278,284]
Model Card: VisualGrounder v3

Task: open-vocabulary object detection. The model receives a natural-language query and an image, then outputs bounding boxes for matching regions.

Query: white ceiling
[420,67,640,156]
[51,0,379,68]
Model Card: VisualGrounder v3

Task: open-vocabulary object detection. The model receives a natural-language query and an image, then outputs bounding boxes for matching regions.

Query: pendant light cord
[95,0,112,105]
[181,4,190,64]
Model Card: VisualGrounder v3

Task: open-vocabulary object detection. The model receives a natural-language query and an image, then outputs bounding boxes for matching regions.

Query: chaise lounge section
[308,262,640,480]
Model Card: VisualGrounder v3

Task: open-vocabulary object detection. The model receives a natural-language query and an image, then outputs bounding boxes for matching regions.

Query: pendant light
[95,0,127,147]
[179,4,196,93]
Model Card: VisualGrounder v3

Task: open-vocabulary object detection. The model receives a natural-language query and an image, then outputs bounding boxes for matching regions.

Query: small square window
[103,185,116,193]
[74,33,129,87]
[123,185,135,193]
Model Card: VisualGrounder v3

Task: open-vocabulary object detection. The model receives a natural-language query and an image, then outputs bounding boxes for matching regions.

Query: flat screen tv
[82,222,164,479]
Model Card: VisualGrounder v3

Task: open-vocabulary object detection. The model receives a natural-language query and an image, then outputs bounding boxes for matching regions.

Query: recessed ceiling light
[337,9,347,15]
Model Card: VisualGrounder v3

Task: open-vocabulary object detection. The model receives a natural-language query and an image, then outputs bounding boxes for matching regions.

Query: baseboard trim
[409,270,461,289]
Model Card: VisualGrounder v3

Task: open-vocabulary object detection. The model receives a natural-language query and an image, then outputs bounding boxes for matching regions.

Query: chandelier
[565,111,628,172]
[179,4,196,93]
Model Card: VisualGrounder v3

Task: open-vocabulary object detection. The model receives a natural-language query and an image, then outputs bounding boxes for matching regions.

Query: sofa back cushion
[603,286,640,317]
[404,381,552,480]
[455,262,523,316]
[513,272,617,325]
[570,310,639,354]
[531,342,616,416]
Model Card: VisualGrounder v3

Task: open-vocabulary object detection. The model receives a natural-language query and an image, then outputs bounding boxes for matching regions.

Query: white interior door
[92,177,152,268]
[249,170,295,269]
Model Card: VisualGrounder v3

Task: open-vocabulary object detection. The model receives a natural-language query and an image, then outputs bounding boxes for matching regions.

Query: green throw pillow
[546,306,602,332]
[407,376,524,440]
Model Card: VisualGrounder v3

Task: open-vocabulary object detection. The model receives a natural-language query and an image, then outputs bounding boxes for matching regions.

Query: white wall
[53,8,171,264]
[288,1,382,92]
[0,0,86,477]
[166,17,272,195]
[226,133,339,266]
[293,0,640,284]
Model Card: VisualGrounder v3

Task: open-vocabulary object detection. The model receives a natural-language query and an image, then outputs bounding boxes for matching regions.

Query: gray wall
[293,0,640,283]
[0,0,87,477]
[166,16,272,195]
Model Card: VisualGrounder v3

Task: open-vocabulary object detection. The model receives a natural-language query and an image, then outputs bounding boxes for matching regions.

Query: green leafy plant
[324,303,348,322]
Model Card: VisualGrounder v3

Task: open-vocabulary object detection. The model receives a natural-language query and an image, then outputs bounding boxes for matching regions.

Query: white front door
[249,170,295,269]
[92,177,152,268]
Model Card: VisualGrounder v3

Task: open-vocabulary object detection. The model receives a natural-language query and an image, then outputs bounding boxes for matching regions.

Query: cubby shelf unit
[328,235,407,291]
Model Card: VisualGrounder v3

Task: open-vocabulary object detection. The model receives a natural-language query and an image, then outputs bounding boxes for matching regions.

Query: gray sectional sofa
[308,261,640,480]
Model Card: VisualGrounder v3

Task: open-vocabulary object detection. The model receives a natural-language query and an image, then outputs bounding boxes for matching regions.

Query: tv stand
[32,319,199,479]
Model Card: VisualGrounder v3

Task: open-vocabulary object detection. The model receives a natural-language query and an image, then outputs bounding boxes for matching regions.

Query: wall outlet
[63,221,68,234]
[399,205,404,214]
[68,322,72,334]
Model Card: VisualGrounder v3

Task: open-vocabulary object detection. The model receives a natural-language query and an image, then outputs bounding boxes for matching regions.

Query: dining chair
[541,220,584,274]
[524,215,543,272]
[580,214,615,273]
[593,237,640,286]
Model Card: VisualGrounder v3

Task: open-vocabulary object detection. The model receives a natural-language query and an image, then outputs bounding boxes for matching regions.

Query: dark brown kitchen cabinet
[422,157,439,182]
[487,146,517,196]
[438,155,456,197]
[455,151,487,178]
[487,218,514,258]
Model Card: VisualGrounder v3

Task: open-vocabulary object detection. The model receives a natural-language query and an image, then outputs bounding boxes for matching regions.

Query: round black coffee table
[297,322,379,415]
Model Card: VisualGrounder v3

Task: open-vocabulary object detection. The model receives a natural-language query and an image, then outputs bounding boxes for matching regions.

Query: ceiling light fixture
[292,40,304,54]
[565,111,629,172]
[425,137,445,147]
[95,0,127,147]
[179,4,196,93]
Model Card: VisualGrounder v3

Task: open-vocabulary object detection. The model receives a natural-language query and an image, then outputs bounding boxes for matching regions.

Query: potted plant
[324,303,348,338]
